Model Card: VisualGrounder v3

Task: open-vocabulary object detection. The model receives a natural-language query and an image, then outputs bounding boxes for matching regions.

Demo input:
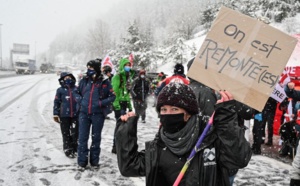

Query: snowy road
[0,74,294,186]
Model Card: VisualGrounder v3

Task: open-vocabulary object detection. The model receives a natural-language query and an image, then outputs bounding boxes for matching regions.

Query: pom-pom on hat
[174,63,184,75]
[156,83,198,115]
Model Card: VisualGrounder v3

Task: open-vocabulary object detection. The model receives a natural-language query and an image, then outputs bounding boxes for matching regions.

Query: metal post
[0,24,2,69]
[35,41,36,61]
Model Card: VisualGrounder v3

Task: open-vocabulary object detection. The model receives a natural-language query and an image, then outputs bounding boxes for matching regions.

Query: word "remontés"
[199,39,280,88]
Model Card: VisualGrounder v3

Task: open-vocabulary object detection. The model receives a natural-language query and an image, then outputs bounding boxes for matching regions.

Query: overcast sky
[0,0,120,59]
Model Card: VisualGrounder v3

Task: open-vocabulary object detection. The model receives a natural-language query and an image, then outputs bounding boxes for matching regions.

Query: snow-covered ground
[0,71,295,186]
[1,22,298,186]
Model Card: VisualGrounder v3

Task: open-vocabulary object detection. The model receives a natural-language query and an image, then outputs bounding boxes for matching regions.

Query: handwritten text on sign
[188,6,297,111]
[199,24,282,88]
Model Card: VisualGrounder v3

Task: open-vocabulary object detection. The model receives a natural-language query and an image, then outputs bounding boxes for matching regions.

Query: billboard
[13,43,30,54]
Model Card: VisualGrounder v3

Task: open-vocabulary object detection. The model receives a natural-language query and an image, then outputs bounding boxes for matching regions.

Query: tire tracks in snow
[0,76,49,113]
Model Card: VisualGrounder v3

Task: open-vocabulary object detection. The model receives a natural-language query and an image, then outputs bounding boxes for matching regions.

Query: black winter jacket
[53,85,77,118]
[74,76,115,116]
[189,79,217,120]
[115,100,252,186]
[131,77,151,102]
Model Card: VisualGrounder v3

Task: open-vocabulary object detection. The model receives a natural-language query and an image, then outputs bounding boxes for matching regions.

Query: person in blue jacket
[53,72,78,158]
[74,59,116,169]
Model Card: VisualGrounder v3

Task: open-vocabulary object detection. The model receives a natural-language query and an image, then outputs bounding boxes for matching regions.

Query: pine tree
[164,37,191,64]
[117,20,154,69]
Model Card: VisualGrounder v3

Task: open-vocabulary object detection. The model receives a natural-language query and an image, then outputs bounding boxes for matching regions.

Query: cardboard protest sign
[188,6,297,111]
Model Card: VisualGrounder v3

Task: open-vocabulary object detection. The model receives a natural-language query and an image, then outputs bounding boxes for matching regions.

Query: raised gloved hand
[120,101,128,110]
[290,179,300,186]
[114,110,121,119]
[53,115,60,123]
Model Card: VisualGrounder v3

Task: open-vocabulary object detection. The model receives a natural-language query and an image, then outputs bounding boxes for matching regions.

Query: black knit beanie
[156,83,199,115]
[87,60,101,76]
[174,63,184,75]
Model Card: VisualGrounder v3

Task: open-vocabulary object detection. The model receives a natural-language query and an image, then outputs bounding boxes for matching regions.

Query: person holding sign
[115,82,252,186]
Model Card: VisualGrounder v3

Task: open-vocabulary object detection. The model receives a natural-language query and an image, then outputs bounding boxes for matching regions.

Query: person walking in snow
[111,58,135,154]
[151,72,166,107]
[130,69,151,123]
[53,72,78,159]
[115,83,252,186]
[73,59,115,169]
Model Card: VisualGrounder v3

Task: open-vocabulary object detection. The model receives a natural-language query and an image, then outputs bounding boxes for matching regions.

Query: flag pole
[173,112,215,186]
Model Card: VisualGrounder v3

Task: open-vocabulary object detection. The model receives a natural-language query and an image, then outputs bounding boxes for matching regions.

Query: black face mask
[87,69,96,77]
[64,79,74,86]
[160,113,186,134]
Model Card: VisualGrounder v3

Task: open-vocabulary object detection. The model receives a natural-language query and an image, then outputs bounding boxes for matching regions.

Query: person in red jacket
[154,63,189,97]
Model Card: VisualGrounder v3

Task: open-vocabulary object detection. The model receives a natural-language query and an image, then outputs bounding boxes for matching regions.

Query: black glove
[291,179,300,186]
[120,101,128,111]
[114,110,121,120]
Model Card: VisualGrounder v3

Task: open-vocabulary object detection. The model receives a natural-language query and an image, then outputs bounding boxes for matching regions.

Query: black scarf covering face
[160,115,200,156]
[160,113,186,133]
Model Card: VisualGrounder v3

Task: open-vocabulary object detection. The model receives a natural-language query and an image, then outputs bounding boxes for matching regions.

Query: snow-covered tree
[117,20,154,69]
[200,4,219,32]
[257,0,296,22]
[86,19,111,58]
[164,37,191,64]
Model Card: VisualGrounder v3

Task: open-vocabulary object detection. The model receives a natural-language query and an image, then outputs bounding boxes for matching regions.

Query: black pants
[133,99,147,120]
[60,117,78,155]
[252,118,262,151]
[261,111,275,143]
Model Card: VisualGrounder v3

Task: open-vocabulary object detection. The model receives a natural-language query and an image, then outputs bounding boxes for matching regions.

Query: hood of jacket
[58,72,76,86]
[119,58,131,73]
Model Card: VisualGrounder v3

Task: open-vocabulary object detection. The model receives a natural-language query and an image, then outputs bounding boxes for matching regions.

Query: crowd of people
[52,56,300,186]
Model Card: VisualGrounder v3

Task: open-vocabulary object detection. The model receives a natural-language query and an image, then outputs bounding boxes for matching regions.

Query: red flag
[284,99,293,122]
[279,66,292,86]
[129,53,134,66]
